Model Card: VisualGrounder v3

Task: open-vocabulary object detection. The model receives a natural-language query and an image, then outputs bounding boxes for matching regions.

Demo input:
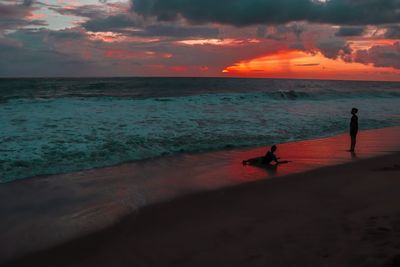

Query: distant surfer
[349,108,359,152]
[242,145,289,166]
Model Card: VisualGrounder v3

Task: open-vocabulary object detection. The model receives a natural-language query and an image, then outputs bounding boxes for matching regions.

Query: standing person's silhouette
[349,108,359,152]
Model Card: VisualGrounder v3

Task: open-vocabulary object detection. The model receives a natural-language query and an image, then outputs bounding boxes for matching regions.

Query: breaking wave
[1,78,399,182]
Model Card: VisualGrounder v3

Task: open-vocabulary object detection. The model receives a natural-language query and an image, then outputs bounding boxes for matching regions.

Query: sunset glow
[178,38,260,46]
[223,50,400,81]
[0,0,399,80]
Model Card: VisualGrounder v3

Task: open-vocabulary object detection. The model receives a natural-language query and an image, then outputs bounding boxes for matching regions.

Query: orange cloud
[178,38,260,46]
[349,39,398,50]
[27,13,46,20]
[223,50,400,81]
[87,31,126,43]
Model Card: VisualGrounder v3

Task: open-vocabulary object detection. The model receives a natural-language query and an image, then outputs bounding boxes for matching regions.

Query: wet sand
[3,152,400,267]
[1,127,400,266]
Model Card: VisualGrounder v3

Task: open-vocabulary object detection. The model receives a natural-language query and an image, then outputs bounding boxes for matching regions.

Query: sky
[0,0,400,81]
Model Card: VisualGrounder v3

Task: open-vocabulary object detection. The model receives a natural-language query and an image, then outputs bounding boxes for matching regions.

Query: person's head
[271,145,277,152]
[351,108,358,115]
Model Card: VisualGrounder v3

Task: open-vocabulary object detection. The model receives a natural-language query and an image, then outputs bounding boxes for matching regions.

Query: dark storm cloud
[137,25,219,38]
[0,29,102,77]
[0,1,46,31]
[335,26,366,37]
[0,2,30,18]
[132,0,400,26]
[354,42,400,69]
[23,0,34,7]
[316,38,352,59]
[82,14,139,31]
[81,13,219,38]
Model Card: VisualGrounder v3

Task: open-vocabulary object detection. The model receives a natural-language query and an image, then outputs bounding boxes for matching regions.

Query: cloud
[295,63,320,66]
[137,25,219,38]
[354,42,400,69]
[132,0,400,26]
[384,25,400,39]
[257,23,305,40]
[22,0,34,7]
[81,12,219,38]
[1,0,399,78]
[82,14,140,31]
[49,4,109,20]
[0,32,91,77]
[335,26,366,37]
[0,1,46,31]
[316,38,352,60]
[0,2,31,18]
[0,28,129,77]
[0,18,46,31]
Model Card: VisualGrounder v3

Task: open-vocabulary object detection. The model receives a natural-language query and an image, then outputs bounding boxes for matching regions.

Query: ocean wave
[1,78,399,182]
[2,89,400,104]
[0,77,399,103]
[1,94,400,182]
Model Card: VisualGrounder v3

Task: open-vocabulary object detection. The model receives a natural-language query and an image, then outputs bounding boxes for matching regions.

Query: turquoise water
[1,78,399,182]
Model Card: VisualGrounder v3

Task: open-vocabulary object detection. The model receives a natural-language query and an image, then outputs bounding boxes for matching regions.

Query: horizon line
[0,76,400,83]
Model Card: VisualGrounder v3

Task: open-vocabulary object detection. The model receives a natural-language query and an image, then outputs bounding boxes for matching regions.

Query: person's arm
[355,116,359,132]
[274,155,291,164]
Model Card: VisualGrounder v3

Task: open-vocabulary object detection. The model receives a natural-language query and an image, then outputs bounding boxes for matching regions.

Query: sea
[1,77,399,182]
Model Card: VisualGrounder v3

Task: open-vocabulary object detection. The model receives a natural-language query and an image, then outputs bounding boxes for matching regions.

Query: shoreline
[1,126,400,264]
[3,125,399,185]
[3,151,400,267]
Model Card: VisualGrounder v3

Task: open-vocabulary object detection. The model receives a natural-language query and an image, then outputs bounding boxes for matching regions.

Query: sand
[3,150,400,267]
[1,127,400,266]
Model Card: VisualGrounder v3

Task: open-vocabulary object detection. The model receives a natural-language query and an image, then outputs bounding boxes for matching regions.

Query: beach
[2,0,400,265]
[1,126,400,267]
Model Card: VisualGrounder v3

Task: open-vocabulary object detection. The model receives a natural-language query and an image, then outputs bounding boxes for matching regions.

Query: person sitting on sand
[243,145,287,166]
[349,108,359,152]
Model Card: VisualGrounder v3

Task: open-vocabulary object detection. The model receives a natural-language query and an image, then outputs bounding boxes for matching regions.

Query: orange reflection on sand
[229,127,400,183]
[223,50,400,81]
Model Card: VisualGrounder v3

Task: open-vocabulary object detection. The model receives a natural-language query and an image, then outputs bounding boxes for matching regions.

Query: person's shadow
[265,164,278,176]
[351,151,358,160]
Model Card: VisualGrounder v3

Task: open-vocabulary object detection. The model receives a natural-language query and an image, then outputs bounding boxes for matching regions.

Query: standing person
[349,108,359,152]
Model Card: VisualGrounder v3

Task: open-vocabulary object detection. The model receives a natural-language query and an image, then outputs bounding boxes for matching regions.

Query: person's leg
[350,134,357,151]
